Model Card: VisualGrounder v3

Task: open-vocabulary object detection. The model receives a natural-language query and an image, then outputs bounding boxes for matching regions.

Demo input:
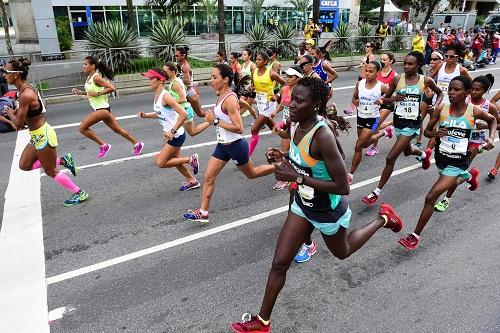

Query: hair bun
[19,57,31,68]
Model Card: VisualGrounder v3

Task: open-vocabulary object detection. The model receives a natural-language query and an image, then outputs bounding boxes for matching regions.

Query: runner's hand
[137,111,146,119]
[9,121,17,131]
[164,131,174,142]
[266,148,284,164]
[205,110,215,123]
[436,128,448,137]
[274,159,300,181]
[71,88,82,95]
[483,138,495,151]
[392,94,405,102]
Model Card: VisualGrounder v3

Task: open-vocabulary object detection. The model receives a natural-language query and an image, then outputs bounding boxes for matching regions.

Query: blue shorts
[212,139,250,166]
[167,133,186,147]
[437,165,471,179]
[394,127,420,138]
[184,105,194,122]
[290,198,351,236]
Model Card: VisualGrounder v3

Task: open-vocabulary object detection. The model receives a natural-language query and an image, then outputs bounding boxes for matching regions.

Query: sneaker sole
[63,194,89,207]
[488,173,496,180]
[380,204,403,232]
[362,198,378,206]
[181,183,201,191]
[187,218,209,223]
[398,239,418,250]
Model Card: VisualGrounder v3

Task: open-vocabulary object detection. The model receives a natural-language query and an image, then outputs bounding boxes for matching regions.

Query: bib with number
[395,94,420,120]
[357,101,379,117]
[282,105,290,121]
[256,92,268,111]
[439,131,468,155]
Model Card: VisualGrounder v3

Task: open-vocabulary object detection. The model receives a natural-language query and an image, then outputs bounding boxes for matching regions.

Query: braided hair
[472,74,494,93]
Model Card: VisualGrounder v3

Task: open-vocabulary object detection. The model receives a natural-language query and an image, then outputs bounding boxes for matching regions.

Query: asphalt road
[1,65,500,333]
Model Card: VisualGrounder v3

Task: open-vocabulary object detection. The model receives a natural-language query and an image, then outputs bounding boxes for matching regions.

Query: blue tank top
[313,60,328,82]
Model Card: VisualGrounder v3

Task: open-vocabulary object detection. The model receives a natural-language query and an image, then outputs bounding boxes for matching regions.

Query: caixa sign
[320,0,338,8]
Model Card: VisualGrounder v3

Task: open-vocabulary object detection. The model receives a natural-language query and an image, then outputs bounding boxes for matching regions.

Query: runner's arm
[181,64,192,86]
[424,103,444,138]
[459,66,472,81]
[163,92,187,132]
[5,91,32,128]
[425,77,443,107]
[473,106,497,142]
[270,71,286,85]
[323,62,338,83]
[218,95,243,134]
[381,75,400,104]
[172,81,188,102]
[92,75,115,96]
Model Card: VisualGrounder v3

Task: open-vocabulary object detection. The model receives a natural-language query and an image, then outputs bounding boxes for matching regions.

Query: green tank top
[84,72,109,110]
[168,78,191,109]
[288,119,342,212]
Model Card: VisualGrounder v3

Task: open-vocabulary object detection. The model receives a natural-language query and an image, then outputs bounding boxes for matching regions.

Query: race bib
[358,102,379,116]
[298,184,314,200]
[438,81,450,96]
[439,135,468,155]
[471,129,486,142]
[216,125,227,143]
[256,92,268,111]
[395,94,420,120]
[282,105,290,120]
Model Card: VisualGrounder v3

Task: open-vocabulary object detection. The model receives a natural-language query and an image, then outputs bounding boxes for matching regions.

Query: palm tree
[0,0,13,55]
[287,0,311,30]
[312,0,319,23]
[217,0,226,55]
[377,0,385,26]
[244,0,265,25]
[200,0,217,34]
[126,0,137,30]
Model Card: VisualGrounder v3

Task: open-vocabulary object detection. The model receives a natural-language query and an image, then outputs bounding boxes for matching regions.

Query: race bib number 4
[256,93,267,110]
[216,125,226,143]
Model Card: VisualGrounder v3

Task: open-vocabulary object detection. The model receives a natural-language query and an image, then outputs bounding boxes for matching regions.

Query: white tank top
[357,79,382,118]
[466,96,490,144]
[241,62,253,77]
[154,89,185,137]
[435,63,461,104]
[214,92,242,144]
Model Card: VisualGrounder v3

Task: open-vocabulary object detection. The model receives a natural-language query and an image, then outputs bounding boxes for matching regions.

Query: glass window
[105,6,120,11]
[106,10,121,23]
[69,6,86,11]
[224,9,233,34]
[138,10,153,36]
[91,11,106,24]
[53,6,68,18]
[234,11,243,34]
[90,6,104,11]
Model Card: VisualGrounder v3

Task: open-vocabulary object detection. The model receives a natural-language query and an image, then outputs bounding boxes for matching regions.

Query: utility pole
[0,0,13,55]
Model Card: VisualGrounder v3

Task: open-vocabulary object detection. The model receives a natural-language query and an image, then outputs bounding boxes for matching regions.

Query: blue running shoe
[179,180,201,191]
[190,153,199,175]
[61,153,78,176]
[63,191,89,207]
[183,209,209,223]
[294,241,317,263]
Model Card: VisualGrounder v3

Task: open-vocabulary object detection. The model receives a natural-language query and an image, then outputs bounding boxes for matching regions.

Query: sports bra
[20,86,45,118]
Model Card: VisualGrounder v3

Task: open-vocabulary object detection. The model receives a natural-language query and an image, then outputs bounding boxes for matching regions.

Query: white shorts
[257,100,277,118]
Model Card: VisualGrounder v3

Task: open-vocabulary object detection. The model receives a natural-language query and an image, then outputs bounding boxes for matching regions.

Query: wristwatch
[213,117,220,126]
[170,128,177,134]
[296,176,304,185]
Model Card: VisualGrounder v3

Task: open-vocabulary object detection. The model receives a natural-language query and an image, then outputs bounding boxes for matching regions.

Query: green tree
[244,0,265,25]
[217,0,226,54]
[287,0,311,29]
[200,0,217,33]
[377,0,385,26]
[411,0,462,30]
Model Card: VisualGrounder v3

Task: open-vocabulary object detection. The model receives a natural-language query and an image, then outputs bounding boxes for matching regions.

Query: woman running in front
[239,48,257,116]
[137,69,202,191]
[362,51,443,206]
[270,65,304,190]
[71,56,144,159]
[5,58,88,206]
[434,74,500,212]
[175,46,204,118]
[365,52,398,157]
[248,52,285,157]
[229,77,403,332]
[183,64,276,223]
[347,61,389,185]
[163,61,208,137]
[398,76,497,250]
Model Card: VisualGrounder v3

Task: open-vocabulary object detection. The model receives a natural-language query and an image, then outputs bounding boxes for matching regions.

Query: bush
[388,26,407,52]
[273,23,298,59]
[245,24,272,55]
[55,17,73,51]
[356,23,374,53]
[85,21,140,73]
[150,18,187,62]
[331,22,352,54]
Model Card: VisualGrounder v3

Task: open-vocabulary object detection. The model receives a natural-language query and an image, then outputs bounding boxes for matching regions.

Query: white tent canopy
[368,0,407,13]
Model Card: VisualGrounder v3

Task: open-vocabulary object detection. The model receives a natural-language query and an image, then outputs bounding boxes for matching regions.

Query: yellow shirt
[253,67,274,101]
[464,51,473,61]
[412,35,425,53]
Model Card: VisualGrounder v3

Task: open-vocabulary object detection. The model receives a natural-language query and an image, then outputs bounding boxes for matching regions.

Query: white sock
[412,233,420,240]
[443,196,450,203]
[348,172,353,178]
[200,209,208,215]
[373,187,381,196]
[421,151,426,159]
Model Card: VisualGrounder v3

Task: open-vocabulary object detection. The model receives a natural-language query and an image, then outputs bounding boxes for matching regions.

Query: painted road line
[45,157,438,285]
[0,130,49,333]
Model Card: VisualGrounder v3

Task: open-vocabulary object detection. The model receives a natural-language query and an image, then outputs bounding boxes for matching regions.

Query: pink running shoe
[466,167,480,191]
[347,173,353,185]
[399,234,419,250]
[365,146,379,156]
[384,126,394,139]
[98,143,111,159]
[230,314,270,333]
[133,141,144,156]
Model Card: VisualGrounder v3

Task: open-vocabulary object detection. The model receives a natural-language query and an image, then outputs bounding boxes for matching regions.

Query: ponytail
[85,56,114,80]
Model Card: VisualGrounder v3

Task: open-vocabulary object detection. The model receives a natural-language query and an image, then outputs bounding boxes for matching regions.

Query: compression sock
[248,133,260,157]
[53,171,80,193]
[32,158,62,170]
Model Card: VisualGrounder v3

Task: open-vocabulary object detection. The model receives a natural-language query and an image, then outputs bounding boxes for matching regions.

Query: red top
[377,69,396,86]
[493,35,499,49]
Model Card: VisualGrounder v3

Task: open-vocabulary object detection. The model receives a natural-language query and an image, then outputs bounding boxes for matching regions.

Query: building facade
[50,0,354,40]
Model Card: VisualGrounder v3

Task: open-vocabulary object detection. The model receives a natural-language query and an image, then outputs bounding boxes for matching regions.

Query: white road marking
[48,306,76,324]
[0,131,49,333]
[45,156,440,285]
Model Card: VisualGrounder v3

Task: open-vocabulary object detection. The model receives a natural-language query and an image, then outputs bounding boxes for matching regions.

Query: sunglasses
[444,54,458,59]
[365,45,372,48]
[430,57,440,61]
[299,62,311,68]
[4,70,23,74]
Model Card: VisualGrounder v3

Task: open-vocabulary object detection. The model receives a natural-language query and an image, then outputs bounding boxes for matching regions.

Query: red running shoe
[362,192,379,206]
[230,314,270,333]
[467,167,480,191]
[422,148,432,170]
[379,203,403,232]
[398,234,419,250]
[488,168,498,179]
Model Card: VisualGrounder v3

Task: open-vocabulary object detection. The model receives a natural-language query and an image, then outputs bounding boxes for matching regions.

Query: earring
[314,107,319,111]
